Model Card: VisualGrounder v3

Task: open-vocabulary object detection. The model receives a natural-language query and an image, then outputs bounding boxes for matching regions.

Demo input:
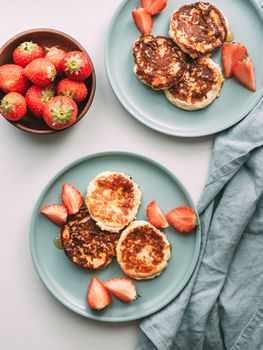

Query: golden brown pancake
[85,172,141,233]
[133,35,187,90]
[116,221,171,280]
[61,208,119,270]
[165,57,224,110]
[169,2,229,58]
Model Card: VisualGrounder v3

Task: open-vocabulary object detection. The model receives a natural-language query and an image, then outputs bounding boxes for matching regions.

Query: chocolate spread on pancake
[170,2,228,57]
[120,225,166,274]
[168,62,216,103]
[133,35,187,89]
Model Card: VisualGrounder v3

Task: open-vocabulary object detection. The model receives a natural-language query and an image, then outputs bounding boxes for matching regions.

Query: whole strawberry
[62,51,92,81]
[45,47,66,74]
[13,41,44,67]
[0,64,30,94]
[43,96,78,130]
[57,78,88,104]
[0,92,27,121]
[26,84,55,118]
[24,58,56,87]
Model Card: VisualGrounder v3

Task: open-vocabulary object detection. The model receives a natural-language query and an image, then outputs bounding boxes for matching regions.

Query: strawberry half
[62,183,83,215]
[141,0,167,16]
[40,204,68,226]
[232,55,256,92]
[222,43,247,78]
[87,277,111,310]
[166,206,198,233]
[132,8,153,35]
[103,278,138,303]
[146,200,168,228]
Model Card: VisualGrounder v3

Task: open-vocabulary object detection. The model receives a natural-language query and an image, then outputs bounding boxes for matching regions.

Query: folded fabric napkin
[136,6,263,349]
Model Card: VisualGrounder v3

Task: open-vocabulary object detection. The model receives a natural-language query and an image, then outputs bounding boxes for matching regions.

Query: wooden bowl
[0,28,96,134]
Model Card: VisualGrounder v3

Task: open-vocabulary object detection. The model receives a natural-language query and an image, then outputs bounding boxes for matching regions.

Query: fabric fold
[136,97,263,348]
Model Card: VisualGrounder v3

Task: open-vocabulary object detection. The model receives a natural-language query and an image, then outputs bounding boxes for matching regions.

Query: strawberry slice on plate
[146,200,169,228]
[40,204,67,226]
[141,0,167,16]
[166,206,198,233]
[222,42,247,78]
[103,278,138,303]
[232,55,256,92]
[62,183,83,215]
[132,7,153,35]
[87,277,111,310]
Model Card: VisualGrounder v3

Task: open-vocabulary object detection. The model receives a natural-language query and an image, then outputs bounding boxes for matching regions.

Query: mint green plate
[30,152,201,322]
[105,0,263,137]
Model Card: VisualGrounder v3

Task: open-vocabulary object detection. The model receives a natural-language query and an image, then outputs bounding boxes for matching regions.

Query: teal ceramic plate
[30,152,201,322]
[105,0,263,137]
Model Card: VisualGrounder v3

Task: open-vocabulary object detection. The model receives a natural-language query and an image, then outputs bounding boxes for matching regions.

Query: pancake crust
[61,208,119,270]
[169,2,229,58]
[133,35,187,90]
[116,221,171,280]
[164,57,224,110]
[85,172,141,233]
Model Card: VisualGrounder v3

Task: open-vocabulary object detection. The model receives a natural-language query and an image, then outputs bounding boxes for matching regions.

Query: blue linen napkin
[136,6,263,350]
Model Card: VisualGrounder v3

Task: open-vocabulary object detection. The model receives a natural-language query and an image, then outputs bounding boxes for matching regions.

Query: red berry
[0,64,30,94]
[62,51,92,81]
[25,84,55,118]
[141,0,167,16]
[103,278,138,303]
[0,92,27,121]
[40,204,68,226]
[43,96,78,130]
[62,183,83,215]
[87,277,111,310]
[45,47,67,74]
[222,43,247,78]
[232,55,256,92]
[23,58,57,87]
[132,8,153,35]
[166,206,198,233]
[13,41,44,68]
[57,78,88,104]
[146,200,168,228]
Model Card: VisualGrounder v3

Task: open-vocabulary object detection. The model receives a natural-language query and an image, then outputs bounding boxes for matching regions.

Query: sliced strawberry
[40,204,67,226]
[166,206,197,233]
[132,7,153,35]
[222,43,247,78]
[62,183,83,215]
[141,0,167,16]
[87,277,111,310]
[103,278,138,303]
[146,200,169,228]
[232,55,256,92]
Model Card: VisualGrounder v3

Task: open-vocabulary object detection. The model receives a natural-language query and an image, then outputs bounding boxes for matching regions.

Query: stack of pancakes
[133,2,229,110]
[60,171,171,279]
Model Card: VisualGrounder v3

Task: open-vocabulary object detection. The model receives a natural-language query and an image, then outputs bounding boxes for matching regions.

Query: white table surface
[0,1,212,349]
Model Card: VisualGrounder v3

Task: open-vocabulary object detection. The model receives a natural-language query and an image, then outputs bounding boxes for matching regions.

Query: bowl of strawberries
[0,28,96,134]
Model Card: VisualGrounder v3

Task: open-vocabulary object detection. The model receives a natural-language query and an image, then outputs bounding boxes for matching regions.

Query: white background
[0,1,212,349]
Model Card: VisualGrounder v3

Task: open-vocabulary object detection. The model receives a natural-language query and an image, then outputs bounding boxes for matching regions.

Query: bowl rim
[0,28,96,135]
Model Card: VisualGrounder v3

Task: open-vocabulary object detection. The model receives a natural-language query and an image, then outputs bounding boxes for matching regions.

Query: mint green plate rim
[104,0,263,138]
[29,151,201,322]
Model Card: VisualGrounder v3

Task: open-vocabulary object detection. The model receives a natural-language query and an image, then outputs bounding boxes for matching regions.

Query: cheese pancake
[133,35,187,90]
[85,172,141,233]
[61,208,119,270]
[164,57,224,110]
[169,2,229,58]
[116,221,171,280]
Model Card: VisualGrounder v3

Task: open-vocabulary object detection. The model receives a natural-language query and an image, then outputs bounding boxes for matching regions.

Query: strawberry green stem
[51,101,74,126]
[1,98,14,113]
